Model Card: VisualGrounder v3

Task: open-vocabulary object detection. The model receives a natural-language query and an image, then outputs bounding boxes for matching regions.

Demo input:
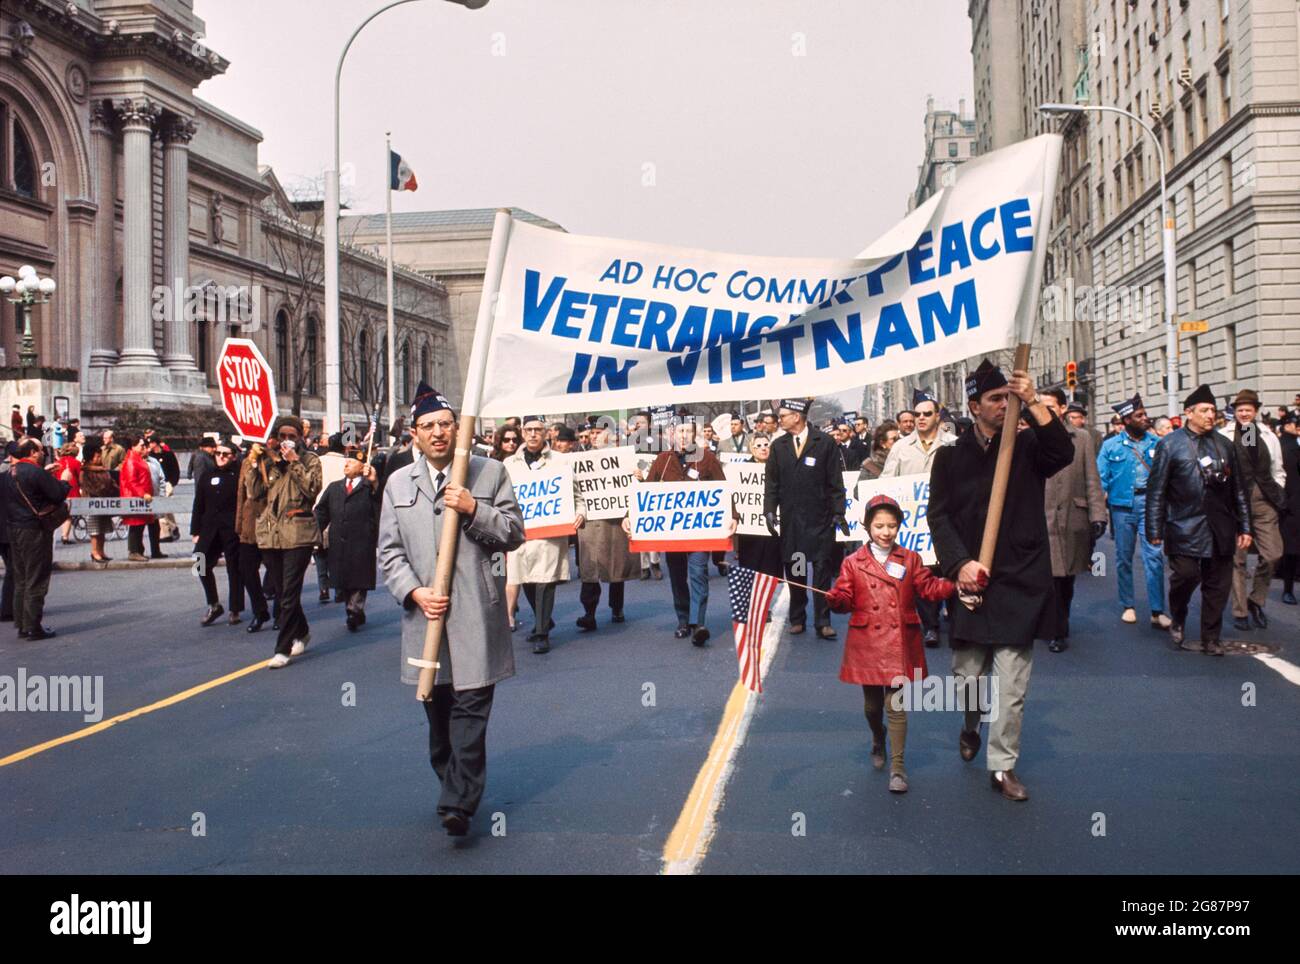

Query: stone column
[161,116,198,371]
[115,98,161,368]
[89,101,117,368]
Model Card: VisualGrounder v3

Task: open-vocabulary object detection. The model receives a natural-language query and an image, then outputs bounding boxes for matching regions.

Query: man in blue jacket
[1096,393,1170,631]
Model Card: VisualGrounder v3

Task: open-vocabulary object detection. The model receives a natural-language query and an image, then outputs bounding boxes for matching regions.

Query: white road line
[1252,653,1300,687]
[662,586,789,876]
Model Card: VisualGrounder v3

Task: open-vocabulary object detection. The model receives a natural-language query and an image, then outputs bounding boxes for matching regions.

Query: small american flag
[728,565,779,693]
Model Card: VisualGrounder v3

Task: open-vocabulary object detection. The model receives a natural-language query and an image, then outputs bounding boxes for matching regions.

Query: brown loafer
[990,769,1028,801]
[788,623,805,635]
[959,728,981,762]
[817,625,837,640]
[870,744,886,770]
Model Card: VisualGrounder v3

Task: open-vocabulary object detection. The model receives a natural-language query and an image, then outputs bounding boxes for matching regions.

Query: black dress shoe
[272,618,281,631]
[200,604,224,627]
[1248,601,1268,629]
[1232,615,1252,632]
[246,616,267,634]
[922,630,939,648]
[959,728,981,762]
[532,636,551,654]
[673,626,691,639]
[611,611,625,623]
[1169,622,1185,649]
[1048,638,1068,653]
[576,614,597,632]
[1203,638,1225,657]
[228,611,242,625]
[25,626,56,640]
[356,610,366,626]
[440,812,469,837]
[692,626,710,647]
[346,612,359,632]
[319,590,331,603]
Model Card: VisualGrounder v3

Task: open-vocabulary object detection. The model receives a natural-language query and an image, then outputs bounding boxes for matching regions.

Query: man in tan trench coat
[1042,390,1107,652]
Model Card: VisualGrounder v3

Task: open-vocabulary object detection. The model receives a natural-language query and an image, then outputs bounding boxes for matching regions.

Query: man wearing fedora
[1146,384,1252,655]
[1096,393,1170,630]
[1219,389,1286,632]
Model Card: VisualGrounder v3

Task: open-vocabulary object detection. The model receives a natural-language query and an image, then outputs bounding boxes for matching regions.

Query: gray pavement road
[1,548,1296,874]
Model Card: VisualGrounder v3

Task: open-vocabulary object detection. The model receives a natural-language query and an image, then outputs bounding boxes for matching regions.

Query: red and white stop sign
[216,338,279,442]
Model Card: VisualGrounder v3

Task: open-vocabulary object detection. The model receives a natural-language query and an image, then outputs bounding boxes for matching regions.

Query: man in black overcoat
[928,360,1073,802]
[191,437,243,627]
[315,444,380,631]
[762,398,848,639]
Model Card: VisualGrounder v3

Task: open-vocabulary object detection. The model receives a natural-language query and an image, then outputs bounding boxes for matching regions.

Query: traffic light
[1065,361,1078,389]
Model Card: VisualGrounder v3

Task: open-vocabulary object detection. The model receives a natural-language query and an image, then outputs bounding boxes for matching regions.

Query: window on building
[0,101,39,199]
[1198,86,1209,139]
[948,142,958,158]
[1221,155,1233,209]
[1187,258,1198,311]
[1220,67,1231,122]
[400,339,411,404]
[421,343,430,385]
[1224,323,1237,380]
[305,316,319,395]
[1184,104,1195,153]
[274,309,290,391]
[1220,0,1230,45]
[1186,183,1196,231]
[1165,120,1176,169]
[1222,239,1235,296]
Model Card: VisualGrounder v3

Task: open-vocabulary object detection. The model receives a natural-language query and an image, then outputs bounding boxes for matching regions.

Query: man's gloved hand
[1091,520,1107,541]
[764,512,779,538]
[834,514,851,537]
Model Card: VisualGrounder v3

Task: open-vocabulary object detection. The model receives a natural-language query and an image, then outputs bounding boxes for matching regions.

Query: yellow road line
[0,659,268,768]
[661,590,787,875]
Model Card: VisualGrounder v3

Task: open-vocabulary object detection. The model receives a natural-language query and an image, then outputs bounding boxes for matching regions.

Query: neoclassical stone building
[0,0,454,429]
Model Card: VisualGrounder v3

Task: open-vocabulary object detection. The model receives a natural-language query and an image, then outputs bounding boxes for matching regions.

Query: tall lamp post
[1038,103,1179,418]
[0,265,57,368]
[324,0,489,433]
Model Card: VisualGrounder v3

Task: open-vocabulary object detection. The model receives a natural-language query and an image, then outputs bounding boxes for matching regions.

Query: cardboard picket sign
[723,461,779,536]
[558,445,637,521]
[506,461,577,539]
[839,471,936,564]
[628,480,732,552]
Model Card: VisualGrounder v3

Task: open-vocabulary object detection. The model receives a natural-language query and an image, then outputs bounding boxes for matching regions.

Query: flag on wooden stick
[727,565,779,693]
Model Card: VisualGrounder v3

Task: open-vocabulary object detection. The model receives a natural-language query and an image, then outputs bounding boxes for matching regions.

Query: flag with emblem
[389,149,418,191]
[728,565,779,693]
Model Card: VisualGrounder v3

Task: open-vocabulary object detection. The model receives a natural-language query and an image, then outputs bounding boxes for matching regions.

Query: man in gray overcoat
[1041,390,1107,652]
[378,384,525,836]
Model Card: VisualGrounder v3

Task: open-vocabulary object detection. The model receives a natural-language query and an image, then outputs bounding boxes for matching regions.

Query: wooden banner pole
[414,209,513,702]
[977,341,1033,570]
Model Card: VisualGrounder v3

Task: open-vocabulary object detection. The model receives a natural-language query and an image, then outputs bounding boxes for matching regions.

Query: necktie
[347,478,356,494]
[794,434,805,458]
[435,470,445,497]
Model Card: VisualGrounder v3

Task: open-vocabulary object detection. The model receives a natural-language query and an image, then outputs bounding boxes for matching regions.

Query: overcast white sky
[198,0,973,258]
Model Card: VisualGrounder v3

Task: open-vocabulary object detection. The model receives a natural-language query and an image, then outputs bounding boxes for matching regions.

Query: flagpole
[414,208,513,701]
[385,132,397,432]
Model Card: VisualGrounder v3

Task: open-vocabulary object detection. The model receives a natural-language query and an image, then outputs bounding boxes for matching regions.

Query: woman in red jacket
[118,435,155,561]
[826,494,955,794]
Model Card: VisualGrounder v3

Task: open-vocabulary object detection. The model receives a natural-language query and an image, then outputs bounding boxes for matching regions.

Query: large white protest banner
[477,135,1060,416]
[723,461,778,536]
[505,462,577,539]
[838,472,935,565]
[559,445,637,521]
[628,481,733,553]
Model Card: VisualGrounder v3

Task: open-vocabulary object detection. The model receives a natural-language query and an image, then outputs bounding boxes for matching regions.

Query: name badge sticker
[803,456,817,467]
[211,476,220,485]
[687,468,700,480]
[1199,455,1214,467]
[885,560,906,579]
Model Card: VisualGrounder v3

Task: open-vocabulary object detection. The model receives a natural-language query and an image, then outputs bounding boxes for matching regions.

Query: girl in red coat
[826,494,955,793]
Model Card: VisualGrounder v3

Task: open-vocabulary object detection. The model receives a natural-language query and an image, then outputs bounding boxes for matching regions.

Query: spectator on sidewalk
[0,442,15,622]
[54,443,81,546]
[78,438,116,564]
[100,429,126,472]
[188,435,216,481]
[120,436,155,562]
[7,437,70,639]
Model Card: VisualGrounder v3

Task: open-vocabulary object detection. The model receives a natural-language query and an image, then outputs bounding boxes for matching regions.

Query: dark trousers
[238,542,271,620]
[1053,574,1076,640]
[424,683,496,818]
[0,540,14,620]
[785,556,833,628]
[917,564,944,635]
[522,582,557,638]
[127,524,145,555]
[10,527,53,634]
[1169,553,1233,642]
[147,520,161,556]
[197,529,243,610]
[313,546,330,596]
[262,545,312,655]
[344,589,367,614]
[580,580,625,616]
[1280,554,1298,594]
